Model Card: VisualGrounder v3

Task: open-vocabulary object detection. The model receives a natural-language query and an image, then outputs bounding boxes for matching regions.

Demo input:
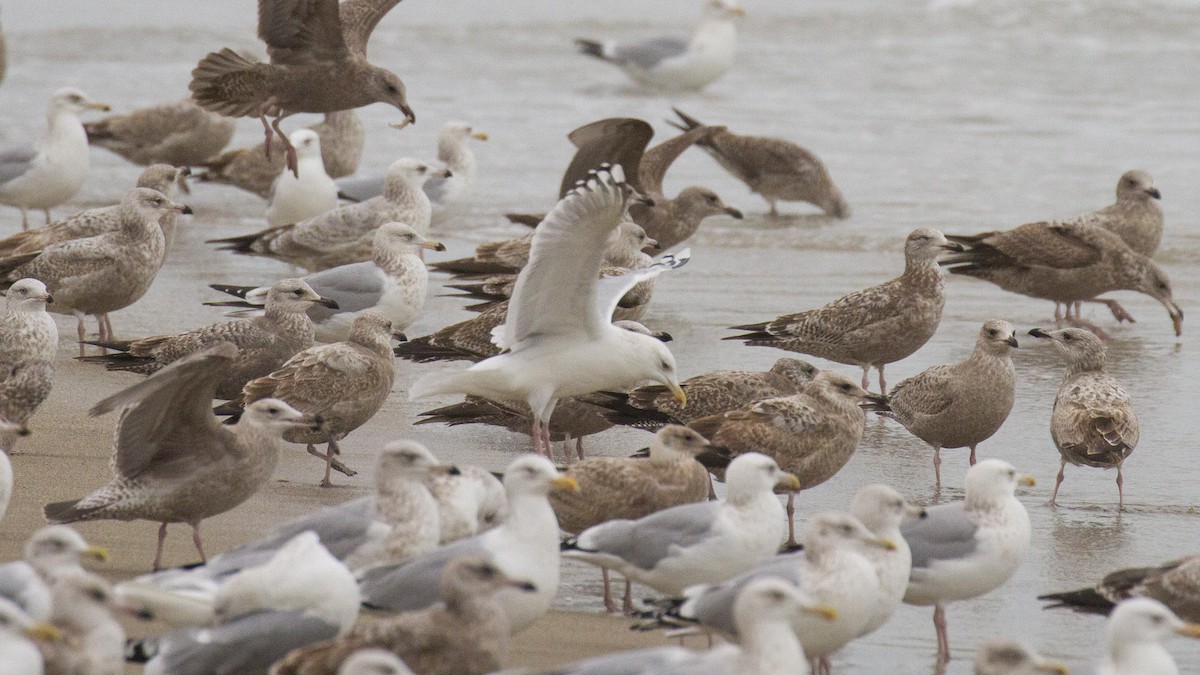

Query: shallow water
[2,0,1200,672]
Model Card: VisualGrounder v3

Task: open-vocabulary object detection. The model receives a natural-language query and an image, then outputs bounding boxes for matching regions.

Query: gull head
[1128,259,1183,336]
[1028,327,1107,371]
[725,452,800,501]
[240,398,322,435]
[441,120,488,143]
[136,164,188,198]
[288,129,322,161]
[975,641,1068,675]
[264,278,338,312]
[384,157,448,191]
[805,512,899,555]
[650,424,712,461]
[734,578,838,633]
[26,525,109,570]
[637,336,686,407]
[365,67,415,128]
[0,597,60,645]
[49,87,110,117]
[5,278,53,311]
[965,459,1035,508]
[809,371,883,407]
[124,187,192,223]
[377,440,459,480]
[978,319,1019,353]
[770,358,819,388]
[611,220,658,257]
[502,455,578,498]
[1107,598,1200,658]
[349,312,405,350]
[905,228,962,266]
[706,0,746,18]
[373,222,445,258]
[676,186,743,222]
[851,484,925,536]
[443,555,537,599]
[1117,169,1160,201]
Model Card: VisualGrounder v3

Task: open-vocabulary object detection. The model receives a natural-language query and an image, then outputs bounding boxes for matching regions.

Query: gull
[267,129,339,226]
[210,158,444,271]
[38,570,124,675]
[0,526,109,622]
[81,278,333,401]
[974,642,1068,675]
[0,88,111,229]
[130,532,360,675]
[942,220,1183,337]
[337,650,413,675]
[670,107,850,217]
[357,455,579,633]
[0,360,53,452]
[409,167,685,456]
[1029,327,1138,508]
[870,319,1019,486]
[575,0,745,92]
[196,110,365,197]
[1076,170,1164,258]
[0,420,18,523]
[551,425,713,613]
[83,97,236,167]
[1097,598,1200,675]
[0,188,188,344]
[269,556,535,675]
[0,278,57,371]
[901,459,1035,668]
[1040,553,1200,623]
[336,120,488,205]
[225,312,402,486]
[206,222,444,342]
[729,229,962,393]
[596,357,819,431]
[42,343,322,570]
[190,0,416,176]
[0,597,59,675]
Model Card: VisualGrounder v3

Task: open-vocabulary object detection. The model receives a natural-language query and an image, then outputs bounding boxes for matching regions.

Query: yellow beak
[84,546,110,562]
[88,101,113,112]
[551,476,580,493]
[472,131,489,141]
[1019,474,1037,487]
[730,6,747,15]
[775,472,802,492]
[669,382,687,407]
[804,603,838,622]
[1176,622,1200,639]
[875,538,899,551]
[1034,660,1070,675]
[26,622,62,642]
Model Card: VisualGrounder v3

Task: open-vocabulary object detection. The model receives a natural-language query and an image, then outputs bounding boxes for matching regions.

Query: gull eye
[267,406,280,415]
[1151,614,1165,625]
[90,588,107,602]
[842,524,853,534]
[1063,334,1073,341]
[840,383,852,392]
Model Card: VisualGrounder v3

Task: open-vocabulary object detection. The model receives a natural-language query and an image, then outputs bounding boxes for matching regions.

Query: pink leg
[622,579,634,615]
[76,317,86,357]
[933,445,942,488]
[933,603,950,665]
[1054,303,1064,328]
[968,444,977,465]
[601,568,617,613]
[878,364,887,395]
[861,366,870,391]
[153,523,169,571]
[1116,464,1125,510]
[43,209,51,225]
[258,107,274,160]
[19,209,28,231]
[271,113,298,177]
[1049,460,1065,506]
[576,436,585,461]
[191,522,207,563]
[530,421,543,456]
[785,493,797,548]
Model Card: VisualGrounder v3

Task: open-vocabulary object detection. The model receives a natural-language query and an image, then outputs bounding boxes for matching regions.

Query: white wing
[594,249,690,326]
[501,167,630,349]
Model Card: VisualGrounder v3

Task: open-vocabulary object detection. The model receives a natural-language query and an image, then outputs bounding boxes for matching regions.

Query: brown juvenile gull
[336,120,489,205]
[42,343,322,570]
[974,642,1068,675]
[189,0,416,175]
[80,278,334,401]
[206,222,445,342]
[224,312,402,487]
[416,396,615,462]
[551,424,712,613]
[0,88,111,230]
[595,357,819,431]
[1028,327,1138,508]
[0,188,188,344]
[38,570,124,675]
[942,220,1183,337]
[0,164,190,259]
[0,360,53,451]
[689,370,881,546]
[670,107,849,217]
[209,158,444,271]
[83,97,236,167]
[728,228,962,393]
[869,319,1018,487]
[197,110,366,197]
[270,556,534,675]
[1040,553,1200,623]
[0,526,110,623]
[1072,170,1164,258]
[0,278,57,370]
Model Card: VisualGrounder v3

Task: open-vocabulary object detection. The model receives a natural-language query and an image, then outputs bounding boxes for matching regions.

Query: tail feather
[0,251,42,278]
[208,284,257,300]
[574,38,607,60]
[393,338,481,365]
[504,213,543,228]
[1037,587,1114,615]
[428,258,520,277]
[587,391,674,431]
[43,498,91,524]
[189,48,264,117]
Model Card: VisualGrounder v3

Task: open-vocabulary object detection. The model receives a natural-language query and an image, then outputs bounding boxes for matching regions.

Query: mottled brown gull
[423,464,507,544]
[271,556,532,675]
[943,220,1183,337]
[596,357,818,430]
[670,107,849,217]
[0,188,188,344]
[38,570,124,675]
[197,110,365,197]
[416,395,615,461]
[228,312,401,486]
[0,360,53,452]
[80,278,333,401]
[689,370,879,545]
[1029,327,1138,508]
[0,88,110,230]
[210,158,443,271]
[43,343,321,570]
[206,222,445,342]
[1074,170,1164,258]
[870,319,1018,487]
[189,0,415,175]
[0,278,57,370]
[1097,598,1200,675]
[267,129,339,227]
[0,526,109,623]
[337,120,489,205]
[974,642,1068,675]
[0,164,189,259]
[729,229,961,393]
[1040,554,1200,623]
[83,97,236,167]
[552,425,712,613]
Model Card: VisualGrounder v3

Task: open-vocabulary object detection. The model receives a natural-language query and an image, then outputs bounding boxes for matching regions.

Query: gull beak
[1147,187,1161,200]
[939,241,966,252]
[1028,328,1053,340]
[390,105,417,130]
[88,101,113,112]
[729,6,747,16]
[1165,301,1183,337]
[551,476,580,493]
[874,538,899,551]
[420,239,448,252]
[83,545,110,562]
[775,472,802,492]
[724,206,744,219]
[907,504,928,519]
[1005,335,1019,347]
[391,329,408,342]
[510,579,538,593]
[313,296,340,309]
[25,622,62,643]
[439,168,453,178]
[1033,659,1070,675]
[39,292,53,303]
[1175,622,1200,639]
[862,392,887,406]
[668,382,687,407]
[179,204,194,215]
[429,464,461,476]
[299,414,325,432]
[803,603,838,622]
[1019,474,1037,487]
[472,131,489,141]
[644,237,661,252]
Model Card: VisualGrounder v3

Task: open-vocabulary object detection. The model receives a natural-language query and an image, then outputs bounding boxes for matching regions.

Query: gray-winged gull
[189,0,416,175]
[270,556,534,675]
[729,229,962,393]
[0,88,110,229]
[1098,598,1200,675]
[38,570,124,675]
[1040,553,1200,623]
[357,455,579,633]
[0,597,58,675]
[901,459,1035,667]
[81,278,333,401]
[1029,327,1138,508]
[0,526,109,622]
[974,641,1068,675]
[870,319,1018,487]
[410,167,685,456]
[267,129,338,227]
[337,120,488,205]
[43,343,322,570]
[206,222,445,342]
[0,278,57,370]
[83,97,236,167]
[574,0,744,92]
